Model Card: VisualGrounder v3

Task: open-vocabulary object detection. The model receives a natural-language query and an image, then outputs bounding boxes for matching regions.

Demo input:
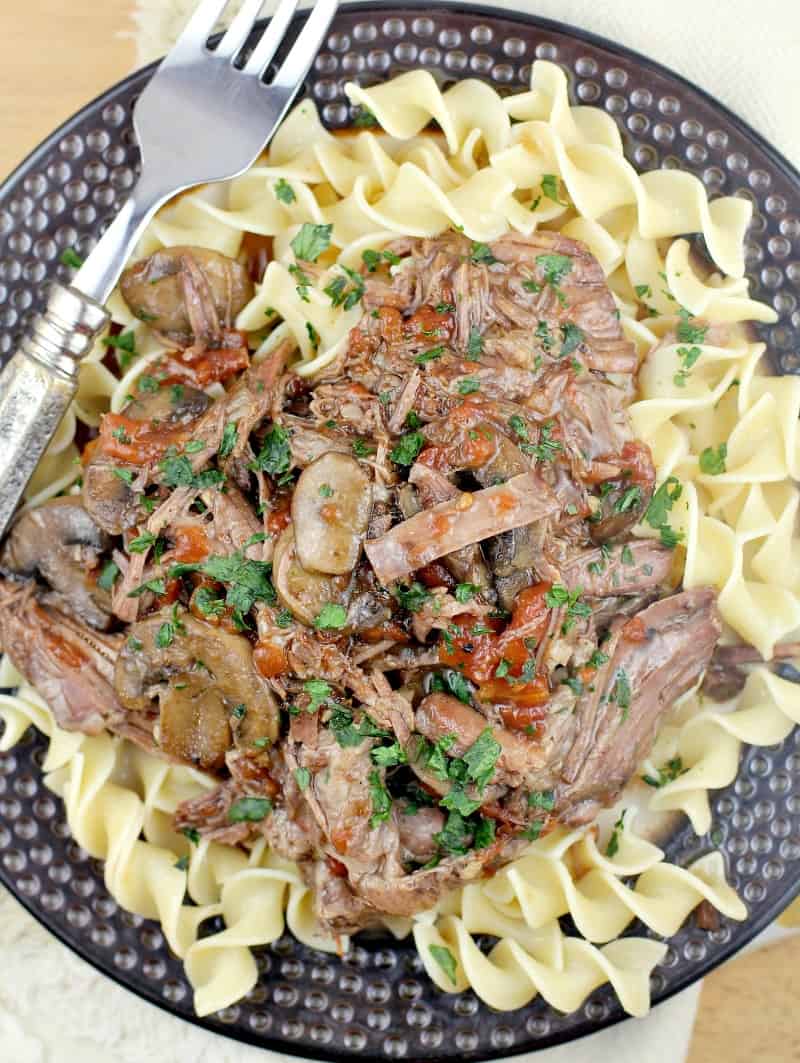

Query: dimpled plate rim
[0,3,798,1059]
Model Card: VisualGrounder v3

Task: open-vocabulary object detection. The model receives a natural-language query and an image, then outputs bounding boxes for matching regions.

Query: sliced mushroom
[0,498,113,630]
[115,609,278,771]
[119,246,254,347]
[292,453,372,575]
[272,526,351,626]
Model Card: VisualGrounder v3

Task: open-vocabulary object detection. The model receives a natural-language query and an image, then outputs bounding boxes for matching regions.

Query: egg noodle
[2,60,798,1018]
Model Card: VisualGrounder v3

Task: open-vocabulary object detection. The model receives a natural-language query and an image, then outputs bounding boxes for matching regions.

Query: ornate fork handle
[0,285,109,536]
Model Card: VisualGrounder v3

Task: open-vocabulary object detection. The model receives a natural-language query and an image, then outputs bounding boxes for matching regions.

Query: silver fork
[0,0,338,538]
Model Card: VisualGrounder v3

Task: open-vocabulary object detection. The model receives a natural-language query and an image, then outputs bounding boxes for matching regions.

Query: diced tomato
[499,700,549,731]
[159,578,181,605]
[360,622,410,644]
[416,561,454,590]
[98,412,189,465]
[619,440,656,488]
[404,304,452,342]
[622,615,648,643]
[439,583,552,690]
[173,525,209,563]
[167,344,250,387]
[266,495,291,536]
[325,855,349,878]
[253,640,288,678]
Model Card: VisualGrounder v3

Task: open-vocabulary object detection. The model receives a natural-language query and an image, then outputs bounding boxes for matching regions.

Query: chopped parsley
[362,248,402,272]
[642,756,685,788]
[170,550,276,617]
[353,107,378,127]
[274,178,296,204]
[102,330,137,369]
[274,607,294,628]
[462,727,502,791]
[535,320,554,351]
[473,817,496,850]
[218,422,238,460]
[182,827,200,845]
[521,420,562,462]
[367,773,393,829]
[127,577,167,599]
[436,302,456,314]
[290,222,333,262]
[456,376,480,395]
[644,476,684,548]
[294,767,311,790]
[470,242,496,266]
[674,344,702,387]
[392,581,431,613]
[313,603,348,630]
[371,743,408,768]
[508,414,529,441]
[112,467,135,485]
[434,810,472,856]
[454,583,479,603]
[635,283,653,300]
[330,707,389,748]
[621,545,635,566]
[465,328,484,360]
[559,322,584,357]
[414,345,445,365]
[544,584,591,633]
[323,265,364,311]
[541,173,565,204]
[194,586,225,617]
[699,443,727,475]
[613,485,643,514]
[676,308,708,345]
[251,425,292,482]
[587,649,609,669]
[390,430,425,466]
[352,438,375,458]
[97,560,119,591]
[59,247,84,269]
[609,667,632,719]
[305,321,320,351]
[430,670,474,706]
[228,797,272,823]
[174,856,189,871]
[429,944,457,985]
[137,374,159,393]
[528,790,555,811]
[535,252,572,303]
[605,810,626,858]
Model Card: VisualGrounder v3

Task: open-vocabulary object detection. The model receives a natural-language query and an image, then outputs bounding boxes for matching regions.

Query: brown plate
[0,4,798,1058]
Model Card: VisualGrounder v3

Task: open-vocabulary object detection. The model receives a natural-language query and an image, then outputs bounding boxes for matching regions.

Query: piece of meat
[701,640,800,701]
[365,471,560,585]
[559,588,721,822]
[562,540,673,597]
[415,693,549,788]
[0,583,124,735]
[0,498,113,630]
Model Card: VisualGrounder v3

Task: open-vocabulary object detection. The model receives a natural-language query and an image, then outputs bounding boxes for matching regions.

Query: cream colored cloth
[2,1,798,1061]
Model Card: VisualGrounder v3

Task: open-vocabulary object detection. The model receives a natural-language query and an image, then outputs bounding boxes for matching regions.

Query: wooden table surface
[0,4,797,1061]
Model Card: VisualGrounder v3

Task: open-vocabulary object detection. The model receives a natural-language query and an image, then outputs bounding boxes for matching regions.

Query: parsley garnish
[642,756,685,788]
[605,810,626,857]
[294,767,311,790]
[251,425,291,482]
[112,467,134,485]
[274,178,296,204]
[473,817,496,850]
[559,322,584,357]
[462,728,501,791]
[541,173,565,204]
[644,476,684,548]
[60,247,84,269]
[676,308,708,345]
[674,344,702,387]
[465,328,483,360]
[429,944,457,985]
[353,107,378,127]
[313,603,347,630]
[610,667,632,719]
[414,345,445,365]
[352,438,375,458]
[457,377,480,395]
[228,797,272,823]
[390,431,425,466]
[470,242,496,266]
[219,422,238,460]
[454,583,479,603]
[699,443,727,475]
[97,560,119,591]
[102,330,137,369]
[290,222,333,262]
[536,252,572,303]
[323,265,364,311]
[371,742,408,768]
[392,581,430,613]
[194,587,225,617]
